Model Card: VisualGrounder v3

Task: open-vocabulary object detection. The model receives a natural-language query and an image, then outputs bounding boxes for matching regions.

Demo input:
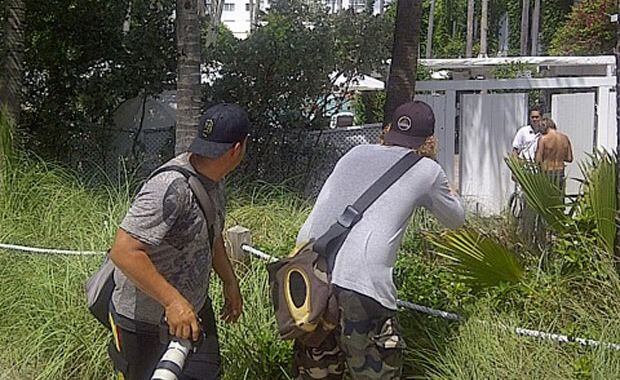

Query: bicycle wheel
[509,190,523,219]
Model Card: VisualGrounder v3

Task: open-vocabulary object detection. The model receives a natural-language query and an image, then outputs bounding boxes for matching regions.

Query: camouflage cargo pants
[294,287,405,380]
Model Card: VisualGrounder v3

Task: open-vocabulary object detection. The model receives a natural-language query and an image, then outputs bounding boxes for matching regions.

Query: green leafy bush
[549,0,616,55]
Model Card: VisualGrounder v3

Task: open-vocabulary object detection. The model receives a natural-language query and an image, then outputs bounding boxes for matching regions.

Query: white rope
[241,243,620,351]
[241,243,279,262]
[0,243,105,256]
[396,300,462,321]
[513,327,620,351]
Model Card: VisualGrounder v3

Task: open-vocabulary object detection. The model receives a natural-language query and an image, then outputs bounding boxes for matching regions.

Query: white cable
[396,300,462,321]
[513,326,620,351]
[242,243,620,351]
[0,243,105,256]
[241,243,279,262]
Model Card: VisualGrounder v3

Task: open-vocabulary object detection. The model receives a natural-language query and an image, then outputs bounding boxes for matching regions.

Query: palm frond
[579,151,617,254]
[505,156,570,233]
[428,228,524,288]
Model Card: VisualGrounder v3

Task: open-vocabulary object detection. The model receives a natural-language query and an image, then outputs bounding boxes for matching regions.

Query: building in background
[210,0,391,39]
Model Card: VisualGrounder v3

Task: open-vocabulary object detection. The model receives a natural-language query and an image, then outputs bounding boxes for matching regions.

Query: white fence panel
[460,93,528,215]
[415,93,456,184]
[608,91,618,152]
[551,92,596,195]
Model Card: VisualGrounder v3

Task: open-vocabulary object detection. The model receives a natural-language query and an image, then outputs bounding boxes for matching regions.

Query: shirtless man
[535,117,573,189]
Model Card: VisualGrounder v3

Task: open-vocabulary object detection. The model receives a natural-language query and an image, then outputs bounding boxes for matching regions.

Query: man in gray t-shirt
[108,103,250,380]
[294,101,465,380]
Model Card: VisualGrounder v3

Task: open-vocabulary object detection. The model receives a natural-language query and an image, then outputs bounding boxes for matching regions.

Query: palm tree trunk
[205,0,225,49]
[465,0,475,58]
[520,0,530,56]
[249,0,255,32]
[383,0,423,125]
[254,0,261,29]
[175,0,202,154]
[337,0,343,12]
[426,0,436,59]
[614,0,620,259]
[122,1,132,33]
[530,0,540,56]
[0,0,25,122]
[479,0,488,57]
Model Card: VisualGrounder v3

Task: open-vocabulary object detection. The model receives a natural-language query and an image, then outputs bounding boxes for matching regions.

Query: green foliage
[21,0,176,161]
[205,1,393,187]
[354,91,386,125]
[0,0,5,61]
[491,62,538,79]
[2,154,620,378]
[430,228,524,288]
[549,0,616,55]
[540,0,573,51]
[206,1,392,126]
[0,107,15,174]
[506,156,571,234]
[428,304,620,379]
[578,152,617,254]
[507,153,618,260]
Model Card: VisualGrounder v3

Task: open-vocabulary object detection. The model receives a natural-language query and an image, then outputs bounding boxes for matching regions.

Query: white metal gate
[460,93,528,215]
[415,94,456,183]
[551,92,596,195]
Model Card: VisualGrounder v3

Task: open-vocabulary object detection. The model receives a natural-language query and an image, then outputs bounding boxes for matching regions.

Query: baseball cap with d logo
[383,100,435,149]
[189,103,251,158]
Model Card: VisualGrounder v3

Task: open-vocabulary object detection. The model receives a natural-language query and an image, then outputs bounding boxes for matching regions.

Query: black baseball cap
[189,103,251,158]
[383,101,435,149]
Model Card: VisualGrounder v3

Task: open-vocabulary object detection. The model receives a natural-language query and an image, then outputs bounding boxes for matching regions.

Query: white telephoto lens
[151,339,192,380]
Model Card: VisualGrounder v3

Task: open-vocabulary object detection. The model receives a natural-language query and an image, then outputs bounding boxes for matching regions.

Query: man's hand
[221,281,243,323]
[110,229,201,341]
[212,234,243,323]
[164,296,201,341]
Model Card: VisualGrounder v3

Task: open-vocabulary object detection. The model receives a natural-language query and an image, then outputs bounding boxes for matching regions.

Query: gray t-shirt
[112,153,226,325]
[297,144,465,310]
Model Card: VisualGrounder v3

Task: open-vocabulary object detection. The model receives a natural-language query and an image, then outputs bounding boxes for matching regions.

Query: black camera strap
[148,165,217,248]
[313,152,423,271]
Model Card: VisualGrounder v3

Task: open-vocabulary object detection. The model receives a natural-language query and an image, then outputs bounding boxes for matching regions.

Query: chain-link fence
[303,124,382,195]
[67,126,175,185]
[66,123,382,194]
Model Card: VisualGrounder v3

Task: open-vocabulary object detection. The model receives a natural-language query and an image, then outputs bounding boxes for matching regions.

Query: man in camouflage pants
[294,101,465,379]
[294,288,404,379]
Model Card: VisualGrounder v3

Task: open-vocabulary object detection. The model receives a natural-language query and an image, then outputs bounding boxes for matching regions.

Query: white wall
[219,0,393,39]
[551,92,596,195]
[220,0,270,39]
[460,93,528,215]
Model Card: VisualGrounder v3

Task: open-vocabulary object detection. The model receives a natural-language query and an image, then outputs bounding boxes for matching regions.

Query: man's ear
[231,141,243,156]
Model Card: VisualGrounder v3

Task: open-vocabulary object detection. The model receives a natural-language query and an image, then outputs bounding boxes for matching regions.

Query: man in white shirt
[512,106,543,161]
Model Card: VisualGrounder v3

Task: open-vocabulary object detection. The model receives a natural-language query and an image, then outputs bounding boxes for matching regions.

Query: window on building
[245,3,250,11]
[223,3,235,11]
[351,0,365,12]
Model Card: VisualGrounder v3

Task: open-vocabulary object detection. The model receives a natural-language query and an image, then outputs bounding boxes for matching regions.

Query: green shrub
[549,0,616,55]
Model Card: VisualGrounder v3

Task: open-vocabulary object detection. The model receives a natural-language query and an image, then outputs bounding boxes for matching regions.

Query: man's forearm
[212,235,238,286]
[110,244,181,308]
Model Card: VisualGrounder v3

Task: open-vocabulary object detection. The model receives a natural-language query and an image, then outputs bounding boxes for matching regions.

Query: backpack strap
[313,152,423,269]
[148,165,217,247]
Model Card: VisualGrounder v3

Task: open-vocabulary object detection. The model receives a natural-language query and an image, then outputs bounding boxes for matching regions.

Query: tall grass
[2,145,620,379]
[0,157,304,378]
[429,302,620,379]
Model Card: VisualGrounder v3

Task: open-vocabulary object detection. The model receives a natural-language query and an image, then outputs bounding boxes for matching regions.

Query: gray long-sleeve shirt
[297,144,465,310]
